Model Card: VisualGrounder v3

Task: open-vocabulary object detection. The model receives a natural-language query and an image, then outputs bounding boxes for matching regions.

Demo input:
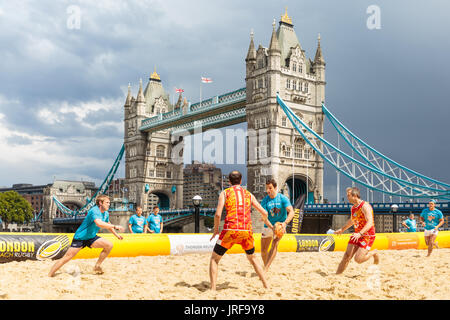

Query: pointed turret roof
[246,29,256,61]
[269,19,281,53]
[314,33,325,65]
[276,9,303,66]
[143,68,170,112]
[136,78,145,103]
[125,83,132,106]
[175,92,183,109]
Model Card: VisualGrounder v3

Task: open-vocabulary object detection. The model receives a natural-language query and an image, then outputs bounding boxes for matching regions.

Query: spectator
[128,206,147,233]
[146,206,163,234]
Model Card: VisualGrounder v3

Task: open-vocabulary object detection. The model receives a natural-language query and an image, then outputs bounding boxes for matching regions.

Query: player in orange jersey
[209,170,274,290]
[335,187,379,274]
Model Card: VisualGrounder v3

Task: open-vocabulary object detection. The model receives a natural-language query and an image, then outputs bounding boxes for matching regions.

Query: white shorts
[424,229,438,237]
[261,226,274,239]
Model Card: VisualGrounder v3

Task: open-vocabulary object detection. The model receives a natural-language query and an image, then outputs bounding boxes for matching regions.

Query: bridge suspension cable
[277,94,450,200]
[52,144,125,217]
[322,104,450,193]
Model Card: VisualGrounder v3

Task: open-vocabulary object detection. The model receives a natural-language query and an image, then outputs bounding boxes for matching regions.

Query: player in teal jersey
[420,200,444,257]
[48,195,124,277]
[402,214,417,232]
[260,178,294,272]
[146,206,163,233]
[128,206,147,233]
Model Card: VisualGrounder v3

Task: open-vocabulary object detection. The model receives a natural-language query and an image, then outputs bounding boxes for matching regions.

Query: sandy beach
[0,249,448,300]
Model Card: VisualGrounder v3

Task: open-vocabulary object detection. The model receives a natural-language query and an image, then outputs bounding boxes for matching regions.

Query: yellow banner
[0,231,448,262]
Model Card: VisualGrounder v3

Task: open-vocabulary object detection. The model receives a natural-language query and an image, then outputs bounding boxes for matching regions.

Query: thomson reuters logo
[36,235,70,260]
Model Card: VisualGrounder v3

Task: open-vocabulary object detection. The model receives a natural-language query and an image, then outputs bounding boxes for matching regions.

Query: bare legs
[90,238,114,273]
[48,238,114,277]
[425,235,438,257]
[209,252,221,291]
[260,237,271,269]
[336,244,379,274]
[336,244,358,274]
[261,236,281,272]
[246,253,268,289]
[209,251,268,291]
[48,247,81,277]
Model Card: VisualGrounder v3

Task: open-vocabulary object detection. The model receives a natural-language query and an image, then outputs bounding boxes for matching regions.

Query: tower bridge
[47,9,449,233]
[124,11,325,214]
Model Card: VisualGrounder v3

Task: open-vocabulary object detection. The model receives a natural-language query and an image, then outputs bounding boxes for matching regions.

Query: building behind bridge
[183,162,222,208]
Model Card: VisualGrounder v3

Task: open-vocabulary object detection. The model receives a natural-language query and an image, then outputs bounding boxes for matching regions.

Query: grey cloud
[0,0,448,198]
[6,134,33,146]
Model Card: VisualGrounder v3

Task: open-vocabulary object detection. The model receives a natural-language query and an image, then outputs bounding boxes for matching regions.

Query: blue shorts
[70,236,101,249]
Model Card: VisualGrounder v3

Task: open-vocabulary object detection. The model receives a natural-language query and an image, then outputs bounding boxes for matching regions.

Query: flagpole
[200,76,202,109]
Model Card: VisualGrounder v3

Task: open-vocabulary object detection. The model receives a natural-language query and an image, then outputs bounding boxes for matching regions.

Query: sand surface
[0,249,448,300]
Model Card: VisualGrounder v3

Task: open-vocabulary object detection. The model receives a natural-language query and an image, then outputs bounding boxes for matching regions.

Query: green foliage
[0,191,34,225]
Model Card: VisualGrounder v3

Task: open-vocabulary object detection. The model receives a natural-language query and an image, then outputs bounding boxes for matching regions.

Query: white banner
[168,234,218,255]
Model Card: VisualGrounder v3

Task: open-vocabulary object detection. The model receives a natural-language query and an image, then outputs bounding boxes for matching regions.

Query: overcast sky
[0,1,448,202]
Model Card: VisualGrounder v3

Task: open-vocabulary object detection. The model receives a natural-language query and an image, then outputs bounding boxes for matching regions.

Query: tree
[0,191,34,230]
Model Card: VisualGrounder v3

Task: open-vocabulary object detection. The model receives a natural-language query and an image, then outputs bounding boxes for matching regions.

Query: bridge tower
[245,10,325,204]
[124,70,184,212]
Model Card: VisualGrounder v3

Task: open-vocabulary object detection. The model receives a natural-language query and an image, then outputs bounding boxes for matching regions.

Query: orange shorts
[216,230,254,251]
[348,234,376,250]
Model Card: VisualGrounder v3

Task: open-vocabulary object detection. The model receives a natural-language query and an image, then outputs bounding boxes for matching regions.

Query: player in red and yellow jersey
[209,171,274,291]
[335,187,379,274]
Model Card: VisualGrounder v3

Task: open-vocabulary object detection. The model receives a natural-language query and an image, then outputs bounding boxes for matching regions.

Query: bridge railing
[304,202,450,216]
[159,208,216,223]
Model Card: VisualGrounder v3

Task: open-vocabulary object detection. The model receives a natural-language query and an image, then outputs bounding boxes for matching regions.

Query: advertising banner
[0,231,448,263]
[168,234,217,255]
[294,235,336,252]
[0,234,71,263]
[386,233,420,250]
[287,194,306,234]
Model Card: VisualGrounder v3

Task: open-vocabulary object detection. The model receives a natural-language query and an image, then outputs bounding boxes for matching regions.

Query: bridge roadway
[139,88,246,134]
[51,202,450,226]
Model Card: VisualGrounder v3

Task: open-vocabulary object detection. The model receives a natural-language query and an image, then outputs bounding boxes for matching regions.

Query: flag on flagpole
[201,77,213,83]
[175,88,184,93]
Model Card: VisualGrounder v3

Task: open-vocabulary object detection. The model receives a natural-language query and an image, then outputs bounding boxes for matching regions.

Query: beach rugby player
[209,171,274,291]
[335,187,379,274]
[260,178,294,272]
[420,199,444,257]
[48,195,124,277]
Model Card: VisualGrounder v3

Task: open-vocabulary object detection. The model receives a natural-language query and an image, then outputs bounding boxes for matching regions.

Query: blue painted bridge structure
[52,202,450,231]
[49,88,450,230]
[53,208,217,227]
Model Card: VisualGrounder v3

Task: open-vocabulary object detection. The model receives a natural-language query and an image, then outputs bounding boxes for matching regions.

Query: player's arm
[335,218,354,234]
[358,203,374,236]
[435,213,445,230]
[419,211,426,226]
[160,220,164,233]
[94,219,124,239]
[211,191,225,240]
[128,223,133,233]
[282,193,295,227]
[402,221,409,230]
[143,220,149,233]
[283,205,295,229]
[251,194,274,230]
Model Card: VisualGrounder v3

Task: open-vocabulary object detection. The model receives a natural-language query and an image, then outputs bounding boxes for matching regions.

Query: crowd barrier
[0,231,449,263]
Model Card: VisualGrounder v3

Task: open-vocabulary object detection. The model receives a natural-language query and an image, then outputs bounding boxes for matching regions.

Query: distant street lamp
[192,195,202,233]
[391,204,399,232]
